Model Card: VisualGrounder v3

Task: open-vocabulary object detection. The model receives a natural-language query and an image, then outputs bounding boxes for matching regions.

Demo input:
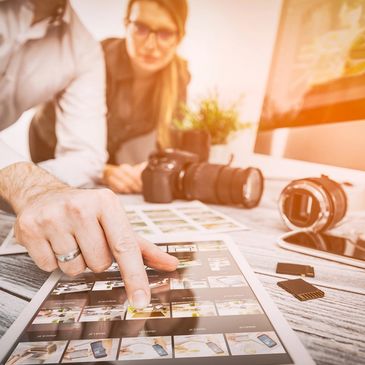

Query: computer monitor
[253,0,365,184]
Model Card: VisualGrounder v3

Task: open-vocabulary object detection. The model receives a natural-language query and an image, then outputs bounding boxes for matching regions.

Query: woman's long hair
[153,56,183,148]
[126,0,187,148]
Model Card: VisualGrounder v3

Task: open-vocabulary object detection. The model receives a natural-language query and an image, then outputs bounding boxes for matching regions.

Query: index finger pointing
[98,190,150,309]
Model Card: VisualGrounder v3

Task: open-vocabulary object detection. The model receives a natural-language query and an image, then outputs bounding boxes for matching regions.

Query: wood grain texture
[0,212,48,299]
[258,274,365,365]
[0,290,28,338]
[213,201,365,294]
[0,189,365,365]
[0,255,48,299]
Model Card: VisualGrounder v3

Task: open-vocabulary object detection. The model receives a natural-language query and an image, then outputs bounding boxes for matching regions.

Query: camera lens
[316,177,347,230]
[231,167,264,208]
[216,166,236,205]
[279,175,347,232]
[142,149,264,208]
[183,163,224,203]
[183,163,264,208]
[243,168,265,208]
[281,190,320,228]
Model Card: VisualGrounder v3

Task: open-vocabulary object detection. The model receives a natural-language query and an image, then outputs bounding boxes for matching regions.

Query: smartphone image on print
[152,344,168,357]
[206,341,224,354]
[257,334,277,348]
[90,341,107,358]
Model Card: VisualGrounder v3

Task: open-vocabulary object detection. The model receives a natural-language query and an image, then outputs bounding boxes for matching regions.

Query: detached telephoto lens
[278,175,347,232]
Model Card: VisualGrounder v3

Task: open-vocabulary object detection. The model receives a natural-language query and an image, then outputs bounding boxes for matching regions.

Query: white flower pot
[209,127,257,165]
[209,144,232,164]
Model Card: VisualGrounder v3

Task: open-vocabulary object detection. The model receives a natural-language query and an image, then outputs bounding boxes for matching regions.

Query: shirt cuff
[38,153,106,187]
[0,139,29,170]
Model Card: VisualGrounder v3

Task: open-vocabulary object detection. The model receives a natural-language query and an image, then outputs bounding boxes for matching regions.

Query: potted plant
[170,104,211,161]
[172,94,252,163]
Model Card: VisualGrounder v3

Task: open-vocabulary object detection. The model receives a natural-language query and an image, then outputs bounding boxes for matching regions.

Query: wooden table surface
[0,186,364,365]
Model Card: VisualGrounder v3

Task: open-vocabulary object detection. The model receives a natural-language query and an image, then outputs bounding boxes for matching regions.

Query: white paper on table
[126,201,248,237]
[0,201,248,255]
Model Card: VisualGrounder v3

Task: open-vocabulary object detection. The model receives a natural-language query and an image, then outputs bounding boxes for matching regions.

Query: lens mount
[278,176,347,232]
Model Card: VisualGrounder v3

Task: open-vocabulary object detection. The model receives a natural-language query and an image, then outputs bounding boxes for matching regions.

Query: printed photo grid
[4,238,292,365]
[1,202,247,256]
[126,201,248,236]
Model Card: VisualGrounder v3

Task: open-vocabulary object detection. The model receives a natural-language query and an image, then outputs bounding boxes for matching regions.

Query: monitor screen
[254,0,365,171]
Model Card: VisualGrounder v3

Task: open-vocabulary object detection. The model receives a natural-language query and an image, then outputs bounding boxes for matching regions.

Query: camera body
[142,149,199,203]
[142,148,264,208]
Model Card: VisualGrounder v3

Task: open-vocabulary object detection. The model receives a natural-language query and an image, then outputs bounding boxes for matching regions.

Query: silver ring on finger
[55,247,81,263]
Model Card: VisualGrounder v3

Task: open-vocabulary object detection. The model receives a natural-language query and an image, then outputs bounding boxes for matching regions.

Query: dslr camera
[142,149,264,208]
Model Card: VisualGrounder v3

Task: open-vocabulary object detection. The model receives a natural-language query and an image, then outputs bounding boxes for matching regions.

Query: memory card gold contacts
[276,262,315,277]
[277,278,324,301]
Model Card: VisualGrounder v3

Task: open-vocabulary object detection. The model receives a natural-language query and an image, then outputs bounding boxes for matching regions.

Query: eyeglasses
[126,20,178,48]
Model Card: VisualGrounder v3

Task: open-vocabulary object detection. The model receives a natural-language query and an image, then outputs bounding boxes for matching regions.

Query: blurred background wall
[0,0,281,158]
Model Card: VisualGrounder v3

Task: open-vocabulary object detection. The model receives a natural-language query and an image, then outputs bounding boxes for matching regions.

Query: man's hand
[0,162,178,309]
[102,162,146,194]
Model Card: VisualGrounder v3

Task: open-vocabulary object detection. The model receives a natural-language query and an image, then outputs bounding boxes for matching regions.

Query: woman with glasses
[29,0,190,193]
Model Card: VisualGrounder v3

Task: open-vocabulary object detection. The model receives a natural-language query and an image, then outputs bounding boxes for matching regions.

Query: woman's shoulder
[100,38,130,77]
[101,38,126,55]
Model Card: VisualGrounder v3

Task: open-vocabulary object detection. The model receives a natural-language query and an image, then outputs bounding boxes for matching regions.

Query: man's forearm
[0,162,67,214]
[0,163,177,309]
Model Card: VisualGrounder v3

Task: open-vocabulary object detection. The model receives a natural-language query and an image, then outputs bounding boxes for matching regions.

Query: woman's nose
[144,31,159,50]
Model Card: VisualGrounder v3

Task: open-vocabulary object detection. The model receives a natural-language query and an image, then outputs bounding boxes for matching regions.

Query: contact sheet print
[0,202,247,256]
[126,201,248,236]
[3,236,294,365]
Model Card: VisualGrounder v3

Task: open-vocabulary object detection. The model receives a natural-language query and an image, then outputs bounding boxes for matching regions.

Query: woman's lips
[140,54,159,64]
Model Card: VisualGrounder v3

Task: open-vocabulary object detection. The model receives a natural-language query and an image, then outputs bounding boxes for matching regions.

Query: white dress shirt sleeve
[0,138,28,213]
[0,138,27,170]
[38,21,108,187]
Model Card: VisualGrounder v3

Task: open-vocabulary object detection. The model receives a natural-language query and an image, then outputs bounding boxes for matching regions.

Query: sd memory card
[277,278,324,301]
[276,262,315,277]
